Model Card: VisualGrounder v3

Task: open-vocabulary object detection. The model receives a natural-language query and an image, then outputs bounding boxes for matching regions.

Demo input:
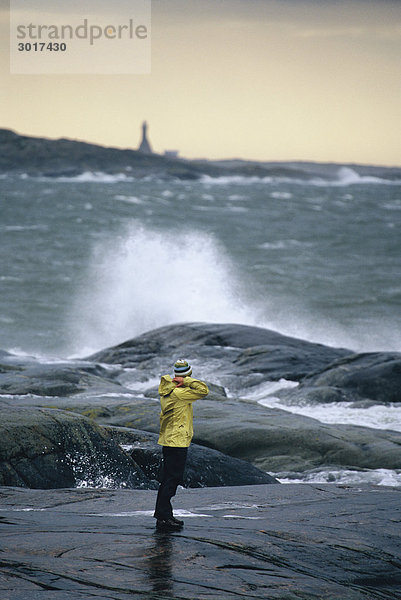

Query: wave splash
[316,167,401,187]
[67,223,260,355]
[65,220,401,357]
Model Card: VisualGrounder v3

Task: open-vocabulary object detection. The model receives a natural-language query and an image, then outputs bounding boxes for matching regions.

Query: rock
[0,407,153,489]
[0,128,325,181]
[28,391,400,474]
[193,401,401,472]
[0,484,400,599]
[0,399,277,490]
[4,384,401,475]
[88,321,351,384]
[106,427,279,487]
[1,322,400,483]
[299,352,401,404]
[0,128,197,178]
[233,342,349,381]
[0,359,123,396]
[86,397,401,473]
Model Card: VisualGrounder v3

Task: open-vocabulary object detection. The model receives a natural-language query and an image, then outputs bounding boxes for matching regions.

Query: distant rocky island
[1,128,400,181]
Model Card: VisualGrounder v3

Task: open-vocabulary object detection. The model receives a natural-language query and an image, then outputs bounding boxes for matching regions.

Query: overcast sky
[1,0,400,165]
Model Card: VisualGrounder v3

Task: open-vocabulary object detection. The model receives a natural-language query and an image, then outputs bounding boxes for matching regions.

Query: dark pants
[154,446,188,521]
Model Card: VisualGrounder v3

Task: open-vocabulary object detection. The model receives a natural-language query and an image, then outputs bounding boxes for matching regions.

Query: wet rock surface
[0,406,277,489]
[296,352,401,404]
[0,407,151,490]
[0,483,400,600]
[99,397,401,473]
[88,322,350,383]
[1,322,400,598]
[4,390,401,475]
[107,427,278,487]
[0,357,122,397]
[1,322,401,481]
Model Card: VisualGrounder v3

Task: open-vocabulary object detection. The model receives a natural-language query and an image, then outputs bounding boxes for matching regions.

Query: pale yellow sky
[1,0,400,165]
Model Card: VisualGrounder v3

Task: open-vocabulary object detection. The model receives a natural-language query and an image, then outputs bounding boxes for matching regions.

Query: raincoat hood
[158,375,176,396]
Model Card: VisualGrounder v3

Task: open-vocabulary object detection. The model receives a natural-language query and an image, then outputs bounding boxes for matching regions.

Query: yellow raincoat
[158,375,209,447]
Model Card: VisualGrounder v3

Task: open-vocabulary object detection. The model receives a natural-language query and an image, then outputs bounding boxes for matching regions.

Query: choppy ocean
[1,166,401,485]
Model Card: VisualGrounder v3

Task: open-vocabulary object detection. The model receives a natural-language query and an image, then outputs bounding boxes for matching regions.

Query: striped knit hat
[174,359,192,377]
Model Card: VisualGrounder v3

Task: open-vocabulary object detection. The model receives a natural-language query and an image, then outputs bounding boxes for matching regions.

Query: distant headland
[0,127,400,181]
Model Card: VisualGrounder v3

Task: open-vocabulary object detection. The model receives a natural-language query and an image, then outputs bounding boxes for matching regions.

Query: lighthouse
[138,120,153,154]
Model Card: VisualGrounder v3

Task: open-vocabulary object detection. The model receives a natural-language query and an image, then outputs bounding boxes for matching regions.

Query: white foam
[200,174,272,185]
[66,222,262,355]
[192,205,221,212]
[275,468,401,487]
[0,315,15,323]
[199,169,401,187]
[114,195,144,204]
[89,509,211,518]
[87,510,154,517]
[228,194,246,201]
[223,515,262,520]
[227,205,248,213]
[0,275,21,282]
[256,392,401,432]
[270,191,293,199]
[120,444,141,452]
[0,507,47,512]
[258,239,313,250]
[383,200,401,210]
[197,502,261,511]
[173,509,212,518]
[52,171,134,183]
[86,392,138,399]
[244,379,298,402]
[311,167,401,187]
[76,476,127,489]
[124,375,160,392]
[1,224,48,232]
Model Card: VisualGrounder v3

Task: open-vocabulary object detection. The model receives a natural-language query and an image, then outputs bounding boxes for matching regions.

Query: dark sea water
[1,167,401,484]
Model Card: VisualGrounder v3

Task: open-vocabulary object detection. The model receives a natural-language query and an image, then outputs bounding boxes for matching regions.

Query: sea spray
[65,217,400,357]
[2,173,400,356]
[67,222,262,355]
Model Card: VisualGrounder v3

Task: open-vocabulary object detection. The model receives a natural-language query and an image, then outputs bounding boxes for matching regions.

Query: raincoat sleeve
[176,376,209,402]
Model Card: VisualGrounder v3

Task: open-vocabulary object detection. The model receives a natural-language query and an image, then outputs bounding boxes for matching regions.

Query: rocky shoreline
[1,322,401,598]
[1,322,400,489]
[1,128,400,181]
[1,483,400,599]
[0,128,312,181]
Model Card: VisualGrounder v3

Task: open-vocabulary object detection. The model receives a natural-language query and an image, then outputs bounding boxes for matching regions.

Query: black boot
[156,517,183,531]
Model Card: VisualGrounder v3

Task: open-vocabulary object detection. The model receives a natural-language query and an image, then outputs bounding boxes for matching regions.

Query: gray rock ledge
[0,483,400,599]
